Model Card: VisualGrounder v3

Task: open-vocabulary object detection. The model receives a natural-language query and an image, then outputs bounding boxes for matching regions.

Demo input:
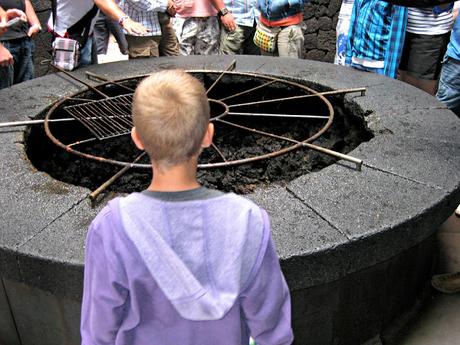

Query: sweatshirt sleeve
[240,211,294,345]
[80,209,128,345]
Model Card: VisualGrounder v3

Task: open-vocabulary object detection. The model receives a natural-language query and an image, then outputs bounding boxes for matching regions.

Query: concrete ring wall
[0,55,459,345]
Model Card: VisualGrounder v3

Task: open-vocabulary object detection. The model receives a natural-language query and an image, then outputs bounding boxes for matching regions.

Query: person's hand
[0,9,27,35]
[167,0,177,17]
[122,17,150,35]
[7,8,26,21]
[27,23,41,37]
[0,7,7,35]
[0,43,13,67]
[220,12,236,32]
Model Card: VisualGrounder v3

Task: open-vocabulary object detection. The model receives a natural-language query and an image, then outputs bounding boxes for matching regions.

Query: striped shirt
[345,0,407,78]
[224,0,259,27]
[118,0,168,36]
[407,3,458,35]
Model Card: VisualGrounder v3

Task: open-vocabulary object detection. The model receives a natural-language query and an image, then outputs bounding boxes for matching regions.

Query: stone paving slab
[287,163,453,270]
[351,135,460,192]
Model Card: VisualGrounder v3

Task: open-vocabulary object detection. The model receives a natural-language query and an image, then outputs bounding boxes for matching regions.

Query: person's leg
[276,24,304,58]
[242,24,259,55]
[219,24,245,54]
[93,12,110,55]
[13,37,34,84]
[173,17,198,55]
[79,37,94,66]
[0,65,14,90]
[398,32,450,96]
[159,14,179,56]
[195,16,220,55]
[437,56,460,116]
[125,35,161,58]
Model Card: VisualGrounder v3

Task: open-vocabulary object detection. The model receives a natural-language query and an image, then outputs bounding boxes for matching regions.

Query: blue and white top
[118,0,168,36]
[406,2,459,35]
[224,0,260,27]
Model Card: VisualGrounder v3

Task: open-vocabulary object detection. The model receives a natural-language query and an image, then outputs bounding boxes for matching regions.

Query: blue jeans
[437,55,460,116]
[79,36,94,66]
[0,37,34,89]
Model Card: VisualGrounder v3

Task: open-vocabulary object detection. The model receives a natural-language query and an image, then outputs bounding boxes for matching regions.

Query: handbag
[50,0,98,70]
[52,37,80,71]
[253,23,280,53]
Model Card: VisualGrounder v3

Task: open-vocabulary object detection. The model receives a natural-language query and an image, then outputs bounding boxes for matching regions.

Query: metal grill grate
[64,94,133,140]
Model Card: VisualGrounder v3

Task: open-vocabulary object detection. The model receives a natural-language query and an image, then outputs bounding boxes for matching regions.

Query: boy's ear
[131,127,145,150]
[201,123,214,148]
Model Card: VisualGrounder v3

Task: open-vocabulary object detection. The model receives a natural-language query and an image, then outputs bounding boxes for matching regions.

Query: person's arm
[240,214,293,345]
[209,0,236,32]
[0,43,13,66]
[24,0,41,37]
[94,0,149,35]
[382,0,454,7]
[80,210,128,345]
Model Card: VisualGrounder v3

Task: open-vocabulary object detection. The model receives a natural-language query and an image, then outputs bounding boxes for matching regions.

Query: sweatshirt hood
[118,193,266,321]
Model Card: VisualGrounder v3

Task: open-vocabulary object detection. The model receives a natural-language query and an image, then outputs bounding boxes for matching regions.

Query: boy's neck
[148,159,200,192]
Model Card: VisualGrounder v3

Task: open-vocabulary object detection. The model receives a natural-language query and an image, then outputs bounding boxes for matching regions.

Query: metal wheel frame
[44,70,335,169]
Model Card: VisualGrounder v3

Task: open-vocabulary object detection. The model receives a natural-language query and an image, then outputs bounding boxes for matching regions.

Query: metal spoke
[217,119,362,170]
[228,88,367,108]
[206,60,236,95]
[228,112,329,119]
[211,143,227,162]
[218,80,277,102]
[89,151,147,202]
[66,137,97,148]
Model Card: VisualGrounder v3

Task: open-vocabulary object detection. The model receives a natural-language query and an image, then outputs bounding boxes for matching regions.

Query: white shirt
[47,0,97,37]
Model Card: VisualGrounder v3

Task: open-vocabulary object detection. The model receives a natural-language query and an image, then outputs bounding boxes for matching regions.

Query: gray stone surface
[17,199,105,300]
[4,279,81,345]
[0,55,458,344]
[0,279,20,345]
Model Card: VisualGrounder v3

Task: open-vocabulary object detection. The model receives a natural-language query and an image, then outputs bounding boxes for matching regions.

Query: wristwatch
[218,7,229,17]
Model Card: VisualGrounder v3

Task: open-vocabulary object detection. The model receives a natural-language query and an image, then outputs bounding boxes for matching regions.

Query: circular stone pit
[0,55,459,345]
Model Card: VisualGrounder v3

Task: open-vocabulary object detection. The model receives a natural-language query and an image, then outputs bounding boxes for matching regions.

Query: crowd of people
[0,0,459,116]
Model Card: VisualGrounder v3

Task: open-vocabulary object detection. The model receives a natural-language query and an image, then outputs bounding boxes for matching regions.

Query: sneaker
[455,204,460,217]
[431,271,460,294]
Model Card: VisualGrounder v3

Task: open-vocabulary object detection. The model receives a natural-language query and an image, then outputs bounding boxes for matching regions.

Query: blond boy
[80,70,293,345]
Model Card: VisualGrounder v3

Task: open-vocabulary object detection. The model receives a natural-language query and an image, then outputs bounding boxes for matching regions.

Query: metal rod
[211,143,227,162]
[85,71,136,93]
[206,59,237,95]
[217,119,363,170]
[89,151,147,202]
[218,80,277,102]
[0,114,133,129]
[228,112,329,119]
[66,137,97,148]
[51,64,109,99]
[228,87,367,108]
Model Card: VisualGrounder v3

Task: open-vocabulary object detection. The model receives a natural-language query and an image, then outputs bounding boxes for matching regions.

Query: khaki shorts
[125,35,161,58]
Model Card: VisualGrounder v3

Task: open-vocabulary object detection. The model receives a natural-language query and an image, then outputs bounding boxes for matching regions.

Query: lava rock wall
[28,0,340,77]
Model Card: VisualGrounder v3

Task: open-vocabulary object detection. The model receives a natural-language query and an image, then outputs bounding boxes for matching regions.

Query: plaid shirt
[119,0,168,36]
[345,0,408,78]
[225,0,259,27]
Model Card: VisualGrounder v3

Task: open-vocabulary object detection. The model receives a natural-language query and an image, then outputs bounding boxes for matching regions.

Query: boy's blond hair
[132,70,210,167]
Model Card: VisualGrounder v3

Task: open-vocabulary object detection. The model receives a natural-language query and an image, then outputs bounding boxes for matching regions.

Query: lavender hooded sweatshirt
[81,189,293,345]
